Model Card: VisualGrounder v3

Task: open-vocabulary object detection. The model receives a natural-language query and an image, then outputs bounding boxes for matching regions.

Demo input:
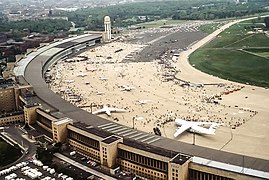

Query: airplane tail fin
[174,128,181,137]
[209,125,217,134]
[174,131,180,138]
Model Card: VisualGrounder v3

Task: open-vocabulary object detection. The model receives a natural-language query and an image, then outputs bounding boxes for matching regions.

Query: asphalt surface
[54,153,117,180]
[135,31,206,62]
[0,125,36,170]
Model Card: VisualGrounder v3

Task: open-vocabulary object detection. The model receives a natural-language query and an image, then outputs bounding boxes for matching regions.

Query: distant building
[0,78,32,113]
[235,0,248,4]
[104,16,112,42]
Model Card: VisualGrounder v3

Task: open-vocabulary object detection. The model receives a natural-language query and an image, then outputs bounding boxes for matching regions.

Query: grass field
[0,139,22,167]
[190,19,269,87]
[199,22,224,34]
[246,48,269,58]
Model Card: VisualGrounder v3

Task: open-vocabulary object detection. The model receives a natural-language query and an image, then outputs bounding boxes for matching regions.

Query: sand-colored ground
[49,19,269,160]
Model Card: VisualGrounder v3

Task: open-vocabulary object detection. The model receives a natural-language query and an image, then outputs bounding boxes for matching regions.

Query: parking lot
[58,150,135,180]
[0,160,76,180]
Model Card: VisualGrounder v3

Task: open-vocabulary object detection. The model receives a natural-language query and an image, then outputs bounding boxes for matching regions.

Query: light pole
[192,132,196,145]
[132,117,135,129]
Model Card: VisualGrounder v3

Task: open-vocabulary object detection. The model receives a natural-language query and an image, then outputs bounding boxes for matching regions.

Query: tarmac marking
[140,136,156,143]
[111,128,127,133]
[147,137,161,144]
[97,123,113,128]
[121,131,137,137]
[117,129,132,135]
[134,134,148,141]
[106,126,122,132]
[101,124,118,130]
[128,133,143,139]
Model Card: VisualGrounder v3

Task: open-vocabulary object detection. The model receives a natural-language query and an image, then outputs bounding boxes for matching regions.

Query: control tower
[104,16,111,42]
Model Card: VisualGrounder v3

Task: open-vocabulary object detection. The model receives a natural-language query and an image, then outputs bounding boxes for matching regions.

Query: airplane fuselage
[174,119,218,137]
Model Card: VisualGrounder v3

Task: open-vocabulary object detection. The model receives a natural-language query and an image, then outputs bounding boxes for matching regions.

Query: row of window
[0,115,24,125]
[68,130,99,150]
[0,119,22,125]
[120,160,167,180]
[118,149,168,172]
[0,90,13,93]
[68,139,100,162]
[53,128,58,141]
[0,87,15,112]
[189,169,234,180]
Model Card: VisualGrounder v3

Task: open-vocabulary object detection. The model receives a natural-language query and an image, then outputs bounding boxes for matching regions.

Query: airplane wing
[92,109,105,115]
[93,108,126,116]
[192,121,219,126]
[105,109,112,116]
[174,125,191,137]
[191,125,216,135]
[109,108,126,113]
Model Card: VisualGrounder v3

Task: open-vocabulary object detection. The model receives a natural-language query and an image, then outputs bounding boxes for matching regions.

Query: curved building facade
[11,33,269,180]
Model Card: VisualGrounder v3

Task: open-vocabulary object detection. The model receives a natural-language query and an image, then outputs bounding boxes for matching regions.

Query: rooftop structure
[104,16,112,42]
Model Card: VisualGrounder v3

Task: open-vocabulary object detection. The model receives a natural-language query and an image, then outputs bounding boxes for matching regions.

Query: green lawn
[199,23,224,34]
[245,47,269,58]
[227,33,269,48]
[256,52,269,57]
[0,139,22,167]
[190,18,269,88]
[190,49,269,87]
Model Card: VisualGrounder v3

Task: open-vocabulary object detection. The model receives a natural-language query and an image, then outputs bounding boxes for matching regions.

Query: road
[54,153,117,180]
[0,125,37,170]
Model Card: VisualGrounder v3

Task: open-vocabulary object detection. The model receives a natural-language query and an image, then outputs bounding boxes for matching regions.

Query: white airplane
[86,67,97,72]
[77,73,87,77]
[96,91,105,95]
[92,105,126,116]
[99,77,108,81]
[120,85,135,91]
[63,79,74,83]
[136,100,152,105]
[174,119,222,137]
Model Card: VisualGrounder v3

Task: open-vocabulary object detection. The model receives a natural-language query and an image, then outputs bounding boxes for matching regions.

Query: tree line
[54,0,269,30]
[0,19,72,34]
[0,0,268,34]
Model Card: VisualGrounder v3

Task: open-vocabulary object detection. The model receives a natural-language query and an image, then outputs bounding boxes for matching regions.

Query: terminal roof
[73,122,111,138]
[30,124,53,139]
[102,135,121,144]
[123,139,181,159]
[55,41,77,48]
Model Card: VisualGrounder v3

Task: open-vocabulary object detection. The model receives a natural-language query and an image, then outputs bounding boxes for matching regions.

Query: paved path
[0,126,37,170]
[54,153,117,180]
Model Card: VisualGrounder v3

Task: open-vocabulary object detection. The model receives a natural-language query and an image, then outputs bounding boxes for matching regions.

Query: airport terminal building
[1,33,269,180]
